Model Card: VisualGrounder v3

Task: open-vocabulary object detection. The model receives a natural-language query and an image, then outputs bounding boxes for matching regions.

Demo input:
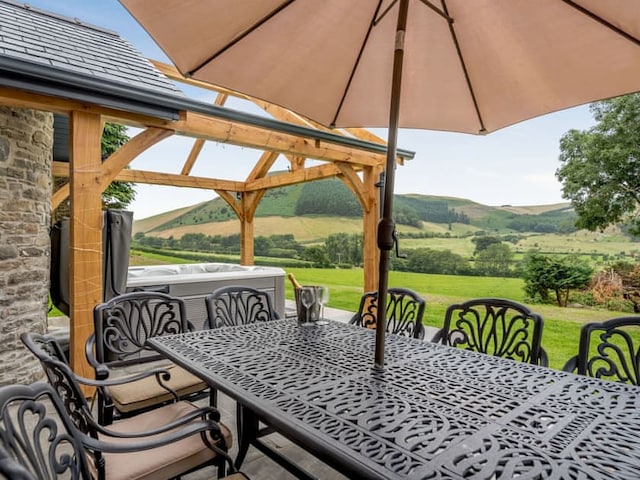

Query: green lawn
[284,267,628,370]
[55,249,629,372]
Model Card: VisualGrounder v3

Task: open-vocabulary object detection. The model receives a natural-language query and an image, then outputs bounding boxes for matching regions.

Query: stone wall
[0,106,53,385]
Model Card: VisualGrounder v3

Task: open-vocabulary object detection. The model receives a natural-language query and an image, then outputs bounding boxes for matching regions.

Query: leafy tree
[254,236,274,256]
[101,123,135,209]
[301,245,331,268]
[522,253,593,307]
[324,233,363,265]
[295,179,362,217]
[556,94,640,234]
[475,243,513,277]
[405,248,469,275]
[471,235,502,255]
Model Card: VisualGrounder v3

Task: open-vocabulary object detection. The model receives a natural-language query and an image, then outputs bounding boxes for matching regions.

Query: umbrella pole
[375,0,409,369]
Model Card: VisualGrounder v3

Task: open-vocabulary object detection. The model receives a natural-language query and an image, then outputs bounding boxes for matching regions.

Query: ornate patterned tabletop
[148,318,640,479]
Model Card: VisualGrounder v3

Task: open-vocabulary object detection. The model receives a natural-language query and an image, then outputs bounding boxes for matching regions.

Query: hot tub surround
[126,263,286,329]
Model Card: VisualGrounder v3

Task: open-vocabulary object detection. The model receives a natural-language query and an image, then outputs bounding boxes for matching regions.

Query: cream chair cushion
[98,400,232,480]
[108,364,208,413]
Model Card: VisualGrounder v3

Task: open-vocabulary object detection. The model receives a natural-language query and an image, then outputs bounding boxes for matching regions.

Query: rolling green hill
[132,178,640,262]
[135,178,577,237]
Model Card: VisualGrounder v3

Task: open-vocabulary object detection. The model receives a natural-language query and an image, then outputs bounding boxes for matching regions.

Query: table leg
[235,404,258,469]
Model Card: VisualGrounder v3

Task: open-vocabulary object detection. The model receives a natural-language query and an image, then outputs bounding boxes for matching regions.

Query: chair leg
[234,405,258,470]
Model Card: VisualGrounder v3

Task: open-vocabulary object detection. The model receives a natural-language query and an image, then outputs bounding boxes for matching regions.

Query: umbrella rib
[441,0,487,134]
[330,0,386,128]
[561,0,640,46]
[373,0,398,25]
[418,0,453,22]
[187,0,297,76]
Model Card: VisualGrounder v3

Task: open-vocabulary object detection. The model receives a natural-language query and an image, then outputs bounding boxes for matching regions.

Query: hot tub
[126,263,286,329]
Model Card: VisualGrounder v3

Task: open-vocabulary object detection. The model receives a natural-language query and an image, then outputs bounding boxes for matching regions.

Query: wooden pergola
[0,58,413,378]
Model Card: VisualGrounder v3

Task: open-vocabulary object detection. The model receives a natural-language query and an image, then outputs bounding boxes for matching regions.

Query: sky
[26,1,598,220]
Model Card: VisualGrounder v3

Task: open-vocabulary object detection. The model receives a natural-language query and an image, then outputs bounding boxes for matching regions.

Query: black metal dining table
[147,318,640,480]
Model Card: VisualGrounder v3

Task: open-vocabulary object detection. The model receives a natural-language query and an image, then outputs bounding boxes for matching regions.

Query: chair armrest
[91,404,222,438]
[562,355,578,373]
[73,368,180,404]
[85,333,101,370]
[80,418,229,456]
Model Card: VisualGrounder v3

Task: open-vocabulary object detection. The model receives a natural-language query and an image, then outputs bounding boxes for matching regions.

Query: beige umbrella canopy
[121,0,640,367]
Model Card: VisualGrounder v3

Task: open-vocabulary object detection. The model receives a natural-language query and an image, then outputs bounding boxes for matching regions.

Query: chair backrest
[205,285,279,329]
[563,316,640,384]
[20,333,98,442]
[93,291,191,367]
[434,298,544,364]
[349,288,426,339]
[0,382,92,479]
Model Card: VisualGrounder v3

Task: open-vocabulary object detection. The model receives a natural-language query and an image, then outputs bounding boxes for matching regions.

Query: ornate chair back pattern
[434,298,545,365]
[205,285,279,329]
[350,288,426,339]
[93,291,191,366]
[20,334,97,441]
[563,316,640,384]
[0,382,92,480]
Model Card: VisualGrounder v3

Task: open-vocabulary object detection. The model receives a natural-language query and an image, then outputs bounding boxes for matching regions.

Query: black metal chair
[21,332,235,480]
[205,285,281,471]
[562,316,640,384]
[349,287,426,339]
[433,298,548,366]
[0,382,91,480]
[204,285,280,329]
[87,291,210,424]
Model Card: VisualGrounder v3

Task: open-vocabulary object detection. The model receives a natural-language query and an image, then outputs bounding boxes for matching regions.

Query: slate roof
[0,0,183,97]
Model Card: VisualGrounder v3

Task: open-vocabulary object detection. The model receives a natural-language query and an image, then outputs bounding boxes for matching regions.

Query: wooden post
[363,166,380,292]
[239,192,256,265]
[68,111,103,381]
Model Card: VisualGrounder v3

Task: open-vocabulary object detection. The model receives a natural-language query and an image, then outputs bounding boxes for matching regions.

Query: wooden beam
[335,162,371,214]
[362,166,381,292]
[68,110,103,382]
[51,183,69,211]
[115,168,245,191]
[54,162,247,192]
[174,111,383,167]
[245,163,340,191]
[243,190,266,224]
[181,92,229,175]
[216,190,242,218]
[181,139,205,175]
[247,151,279,181]
[101,127,174,189]
[239,194,255,266]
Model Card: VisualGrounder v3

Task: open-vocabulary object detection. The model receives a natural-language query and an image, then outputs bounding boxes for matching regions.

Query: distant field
[514,230,639,257]
[139,214,636,261]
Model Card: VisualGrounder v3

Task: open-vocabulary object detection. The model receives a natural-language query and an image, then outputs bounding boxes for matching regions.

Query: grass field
[60,248,632,372]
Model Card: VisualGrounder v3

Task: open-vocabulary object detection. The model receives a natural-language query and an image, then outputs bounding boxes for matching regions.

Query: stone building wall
[0,106,53,385]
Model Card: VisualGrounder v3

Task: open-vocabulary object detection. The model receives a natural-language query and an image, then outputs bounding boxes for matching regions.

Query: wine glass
[299,287,316,326]
[316,286,329,325]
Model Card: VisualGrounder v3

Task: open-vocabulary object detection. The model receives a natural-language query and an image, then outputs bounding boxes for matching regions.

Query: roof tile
[0,0,183,97]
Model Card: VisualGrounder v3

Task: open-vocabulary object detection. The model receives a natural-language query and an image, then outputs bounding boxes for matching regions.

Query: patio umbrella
[121,0,640,368]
